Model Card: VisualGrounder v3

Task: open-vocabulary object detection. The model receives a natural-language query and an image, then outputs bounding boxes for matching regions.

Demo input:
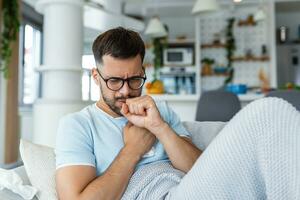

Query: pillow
[19,140,57,200]
[182,121,226,150]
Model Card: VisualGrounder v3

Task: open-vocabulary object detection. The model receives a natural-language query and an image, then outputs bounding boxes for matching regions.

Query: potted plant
[201,58,215,76]
[0,0,20,78]
[145,37,166,94]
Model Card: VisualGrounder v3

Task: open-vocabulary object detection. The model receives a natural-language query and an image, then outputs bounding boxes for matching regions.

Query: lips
[117,99,126,103]
[116,99,126,108]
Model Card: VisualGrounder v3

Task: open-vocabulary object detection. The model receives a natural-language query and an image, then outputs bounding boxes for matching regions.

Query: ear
[91,68,100,85]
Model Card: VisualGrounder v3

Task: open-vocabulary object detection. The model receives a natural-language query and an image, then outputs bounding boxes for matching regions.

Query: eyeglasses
[97,68,147,91]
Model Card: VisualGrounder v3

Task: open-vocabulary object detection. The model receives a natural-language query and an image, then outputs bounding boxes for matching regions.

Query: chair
[266,90,300,111]
[195,90,241,122]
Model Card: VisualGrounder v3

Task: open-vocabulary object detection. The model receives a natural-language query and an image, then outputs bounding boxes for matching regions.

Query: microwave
[163,47,194,66]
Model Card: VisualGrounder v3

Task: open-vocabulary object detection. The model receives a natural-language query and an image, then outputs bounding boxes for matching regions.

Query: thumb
[121,103,131,117]
[121,103,138,123]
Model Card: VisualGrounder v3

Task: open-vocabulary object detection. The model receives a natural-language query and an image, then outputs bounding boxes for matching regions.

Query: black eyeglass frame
[96,67,147,91]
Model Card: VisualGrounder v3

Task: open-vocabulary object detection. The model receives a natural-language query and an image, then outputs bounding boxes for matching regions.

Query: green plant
[224,18,236,84]
[201,58,215,65]
[152,37,167,81]
[0,0,20,78]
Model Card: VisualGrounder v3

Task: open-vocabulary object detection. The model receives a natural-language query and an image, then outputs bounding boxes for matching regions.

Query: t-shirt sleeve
[55,114,96,169]
[159,101,191,138]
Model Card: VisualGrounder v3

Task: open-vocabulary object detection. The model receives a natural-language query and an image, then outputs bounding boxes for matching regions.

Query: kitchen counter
[150,93,265,102]
[149,92,265,121]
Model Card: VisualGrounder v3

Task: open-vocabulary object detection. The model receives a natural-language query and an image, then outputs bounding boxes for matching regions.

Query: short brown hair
[92,27,145,66]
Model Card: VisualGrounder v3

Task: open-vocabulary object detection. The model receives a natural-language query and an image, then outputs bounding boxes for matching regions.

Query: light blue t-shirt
[55,100,190,176]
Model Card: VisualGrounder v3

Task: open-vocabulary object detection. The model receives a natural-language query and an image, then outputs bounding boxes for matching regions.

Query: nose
[118,81,130,96]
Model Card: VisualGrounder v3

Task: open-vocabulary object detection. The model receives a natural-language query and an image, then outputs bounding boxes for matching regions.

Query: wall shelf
[167,38,195,44]
[237,22,257,27]
[231,56,270,62]
[201,74,228,77]
[201,43,227,49]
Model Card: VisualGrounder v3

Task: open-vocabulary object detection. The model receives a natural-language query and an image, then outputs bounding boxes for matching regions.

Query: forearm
[78,148,140,200]
[155,123,202,173]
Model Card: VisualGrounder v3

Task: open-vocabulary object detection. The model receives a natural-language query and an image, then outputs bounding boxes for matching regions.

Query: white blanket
[0,168,37,200]
[122,161,184,200]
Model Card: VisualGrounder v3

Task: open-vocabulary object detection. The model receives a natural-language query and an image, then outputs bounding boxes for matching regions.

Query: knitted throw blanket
[121,162,184,200]
[122,98,300,200]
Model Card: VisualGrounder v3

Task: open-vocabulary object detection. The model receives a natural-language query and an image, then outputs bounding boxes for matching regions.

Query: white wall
[160,16,195,40]
[0,75,7,164]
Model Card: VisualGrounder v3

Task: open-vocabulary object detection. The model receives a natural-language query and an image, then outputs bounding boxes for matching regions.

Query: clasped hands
[120,95,167,158]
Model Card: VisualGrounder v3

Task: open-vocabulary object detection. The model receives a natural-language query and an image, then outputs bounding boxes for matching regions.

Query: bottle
[261,45,267,56]
[277,26,288,43]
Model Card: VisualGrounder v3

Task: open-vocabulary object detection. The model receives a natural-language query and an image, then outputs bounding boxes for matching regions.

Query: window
[19,2,43,106]
[82,55,100,101]
[19,23,42,106]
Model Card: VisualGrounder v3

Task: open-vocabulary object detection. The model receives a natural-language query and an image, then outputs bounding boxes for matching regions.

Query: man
[55,27,201,200]
[56,27,300,200]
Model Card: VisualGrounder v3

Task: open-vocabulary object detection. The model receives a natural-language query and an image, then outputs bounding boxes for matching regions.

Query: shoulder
[59,105,94,128]
[153,99,191,137]
[57,104,96,142]
[154,100,169,113]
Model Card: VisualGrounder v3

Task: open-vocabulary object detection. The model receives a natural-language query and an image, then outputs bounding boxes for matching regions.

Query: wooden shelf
[231,56,270,62]
[145,39,194,49]
[237,22,257,27]
[201,43,227,49]
[167,38,195,44]
[237,18,257,27]
[201,74,228,77]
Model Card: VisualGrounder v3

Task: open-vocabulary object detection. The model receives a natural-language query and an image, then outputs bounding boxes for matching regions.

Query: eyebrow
[100,70,145,79]
[106,74,145,79]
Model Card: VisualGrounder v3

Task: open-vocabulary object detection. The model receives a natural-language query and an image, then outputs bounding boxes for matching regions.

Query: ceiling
[22,0,300,44]
[24,0,300,16]
[24,0,267,18]
[124,0,194,17]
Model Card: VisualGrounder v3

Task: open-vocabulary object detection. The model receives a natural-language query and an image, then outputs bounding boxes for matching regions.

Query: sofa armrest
[182,121,226,150]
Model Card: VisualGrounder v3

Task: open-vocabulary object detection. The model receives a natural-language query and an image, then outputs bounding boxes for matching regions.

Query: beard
[100,84,142,116]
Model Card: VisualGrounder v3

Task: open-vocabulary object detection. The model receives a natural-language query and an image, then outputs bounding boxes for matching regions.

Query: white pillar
[33,0,88,147]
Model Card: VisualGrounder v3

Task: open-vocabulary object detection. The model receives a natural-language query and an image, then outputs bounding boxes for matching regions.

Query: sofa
[0,121,226,200]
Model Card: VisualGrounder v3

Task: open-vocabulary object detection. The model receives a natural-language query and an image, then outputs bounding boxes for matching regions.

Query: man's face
[93,54,144,116]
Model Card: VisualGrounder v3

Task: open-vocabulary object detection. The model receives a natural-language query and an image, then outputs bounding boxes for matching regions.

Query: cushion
[19,140,57,200]
[182,121,226,150]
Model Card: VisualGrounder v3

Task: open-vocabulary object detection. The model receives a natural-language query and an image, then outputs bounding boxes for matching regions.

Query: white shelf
[238,93,265,101]
[149,93,265,102]
[167,39,195,44]
[150,94,199,102]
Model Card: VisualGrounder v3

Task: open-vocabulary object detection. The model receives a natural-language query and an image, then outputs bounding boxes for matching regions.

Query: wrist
[121,145,142,163]
[149,122,170,138]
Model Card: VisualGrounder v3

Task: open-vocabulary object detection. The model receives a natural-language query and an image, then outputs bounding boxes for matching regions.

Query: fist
[120,95,165,134]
